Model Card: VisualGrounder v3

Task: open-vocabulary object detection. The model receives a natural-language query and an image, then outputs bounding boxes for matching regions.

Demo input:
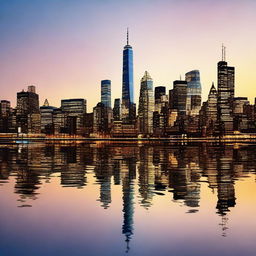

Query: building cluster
[1,35,255,137]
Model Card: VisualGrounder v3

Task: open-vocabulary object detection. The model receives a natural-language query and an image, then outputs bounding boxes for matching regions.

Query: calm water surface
[0,142,255,256]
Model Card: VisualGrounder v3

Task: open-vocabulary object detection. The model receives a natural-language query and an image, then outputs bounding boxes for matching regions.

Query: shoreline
[1,134,256,143]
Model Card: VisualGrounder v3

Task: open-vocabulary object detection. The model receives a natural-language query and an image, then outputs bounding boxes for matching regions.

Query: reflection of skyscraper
[94,147,112,209]
[101,80,111,108]
[216,148,236,215]
[121,157,136,253]
[60,146,86,188]
[121,29,136,124]
[168,147,201,210]
[138,146,155,208]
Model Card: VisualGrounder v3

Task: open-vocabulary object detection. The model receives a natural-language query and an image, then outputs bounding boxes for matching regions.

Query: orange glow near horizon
[1,0,256,111]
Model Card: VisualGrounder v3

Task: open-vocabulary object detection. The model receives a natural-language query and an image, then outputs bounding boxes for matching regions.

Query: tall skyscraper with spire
[121,29,135,124]
[217,45,235,135]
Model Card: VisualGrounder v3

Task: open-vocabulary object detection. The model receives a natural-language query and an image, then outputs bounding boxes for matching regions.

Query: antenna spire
[127,27,129,45]
[222,44,226,61]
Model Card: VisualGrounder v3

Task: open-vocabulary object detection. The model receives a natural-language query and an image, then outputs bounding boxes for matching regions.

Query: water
[0,142,255,256]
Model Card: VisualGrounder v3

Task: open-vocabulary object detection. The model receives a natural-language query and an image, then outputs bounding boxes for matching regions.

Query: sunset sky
[1,0,256,111]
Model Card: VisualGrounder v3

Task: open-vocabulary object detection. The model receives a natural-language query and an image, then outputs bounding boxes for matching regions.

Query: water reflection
[0,142,256,254]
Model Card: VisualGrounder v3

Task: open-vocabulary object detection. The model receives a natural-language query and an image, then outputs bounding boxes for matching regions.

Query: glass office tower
[121,29,135,123]
[101,80,111,108]
[138,71,154,135]
[217,60,235,134]
[185,70,202,115]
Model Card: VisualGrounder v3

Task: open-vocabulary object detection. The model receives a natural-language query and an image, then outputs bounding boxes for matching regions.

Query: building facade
[138,71,154,135]
[172,80,188,116]
[61,98,86,135]
[121,29,135,124]
[16,85,40,133]
[101,80,111,108]
[217,59,235,135]
[185,70,202,116]
[113,98,121,121]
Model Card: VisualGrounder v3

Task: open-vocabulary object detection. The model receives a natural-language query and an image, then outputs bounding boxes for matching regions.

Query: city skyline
[1,0,256,111]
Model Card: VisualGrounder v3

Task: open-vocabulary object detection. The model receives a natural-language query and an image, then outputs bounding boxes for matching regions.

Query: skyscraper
[154,86,167,113]
[185,70,202,115]
[16,85,40,133]
[101,80,111,108]
[217,46,235,134]
[155,86,166,102]
[93,102,112,134]
[113,98,121,121]
[138,71,154,135]
[172,80,188,116]
[40,99,57,134]
[61,98,87,135]
[199,83,218,136]
[121,29,135,123]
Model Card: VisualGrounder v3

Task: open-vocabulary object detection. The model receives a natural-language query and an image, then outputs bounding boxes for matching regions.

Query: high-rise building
[61,98,86,135]
[200,83,218,136]
[16,85,40,133]
[113,98,121,121]
[217,47,235,134]
[40,99,57,134]
[93,102,112,134]
[121,29,135,124]
[154,86,167,113]
[0,100,12,133]
[206,83,218,126]
[185,70,202,115]
[101,80,111,108]
[172,80,188,116]
[61,98,86,114]
[233,97,253,132]
[138,71,154,135]
[155,86,166,102]
[0,100,11,117]
[52,108,66,134]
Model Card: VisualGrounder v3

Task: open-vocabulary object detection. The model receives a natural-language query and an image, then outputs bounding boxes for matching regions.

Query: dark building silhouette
[16,85,40,133]
[93,102,112,134]
[172,80,188,116]
[113,98,121,121]
[61,98,86,135]
[217,47,235,135]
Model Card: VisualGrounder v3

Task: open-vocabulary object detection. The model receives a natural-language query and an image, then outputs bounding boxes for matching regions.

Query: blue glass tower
[101,80,111,108]
[185,70,202,115]
[122,29,135,123]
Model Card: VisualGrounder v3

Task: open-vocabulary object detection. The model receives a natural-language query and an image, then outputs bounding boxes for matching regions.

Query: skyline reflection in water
[0,142,255,256]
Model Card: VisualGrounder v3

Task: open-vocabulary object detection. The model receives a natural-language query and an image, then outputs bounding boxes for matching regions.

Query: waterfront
[0,142,255,256]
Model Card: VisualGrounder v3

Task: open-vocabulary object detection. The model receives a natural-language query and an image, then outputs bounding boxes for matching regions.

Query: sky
[1,0,256,111]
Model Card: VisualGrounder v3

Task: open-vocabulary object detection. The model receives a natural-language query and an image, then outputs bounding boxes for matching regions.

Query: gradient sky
[1,0,256,111]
